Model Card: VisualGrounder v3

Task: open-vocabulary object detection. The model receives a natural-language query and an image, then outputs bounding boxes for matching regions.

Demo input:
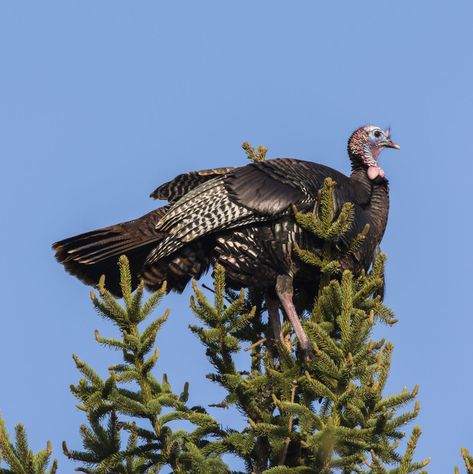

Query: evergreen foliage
[0,417,57,474]
[187,178,428,473]
[5,175,471,473]
[61,256,228,473]
[242,141,268,162]
[456,448,473,474]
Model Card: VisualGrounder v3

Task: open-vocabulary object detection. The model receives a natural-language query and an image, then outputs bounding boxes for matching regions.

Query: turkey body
[53,158,389,297]
[53,124,397,358]
[212,160,389,294]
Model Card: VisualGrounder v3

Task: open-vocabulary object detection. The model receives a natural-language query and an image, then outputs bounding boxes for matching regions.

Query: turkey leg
[275,275,312,360]
[265,295,285,346]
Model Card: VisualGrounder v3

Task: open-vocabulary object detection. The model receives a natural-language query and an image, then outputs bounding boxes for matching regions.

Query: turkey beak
[383,140,400,150]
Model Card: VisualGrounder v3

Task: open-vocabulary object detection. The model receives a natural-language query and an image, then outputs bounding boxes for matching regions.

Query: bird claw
[299,340,314,362]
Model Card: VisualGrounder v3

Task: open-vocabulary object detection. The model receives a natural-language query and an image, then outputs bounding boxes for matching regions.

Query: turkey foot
[275,275,313,361]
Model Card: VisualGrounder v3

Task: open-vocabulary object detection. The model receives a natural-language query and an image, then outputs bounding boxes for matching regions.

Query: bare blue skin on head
[361,126,400,179]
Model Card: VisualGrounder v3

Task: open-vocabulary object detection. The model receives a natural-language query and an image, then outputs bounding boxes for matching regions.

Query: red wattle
[367,166,379,180]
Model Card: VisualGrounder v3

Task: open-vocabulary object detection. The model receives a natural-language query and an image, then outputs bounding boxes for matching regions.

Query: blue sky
[0,1,472,472]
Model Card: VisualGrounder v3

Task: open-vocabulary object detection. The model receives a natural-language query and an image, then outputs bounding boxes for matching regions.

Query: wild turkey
[53,125,399,358]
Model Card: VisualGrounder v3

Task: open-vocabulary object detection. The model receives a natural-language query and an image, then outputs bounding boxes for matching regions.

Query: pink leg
[275,275,312,360]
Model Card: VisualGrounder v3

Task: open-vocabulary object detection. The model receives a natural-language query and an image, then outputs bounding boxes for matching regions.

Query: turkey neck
[349,168,390,267]
[350,167,389,208]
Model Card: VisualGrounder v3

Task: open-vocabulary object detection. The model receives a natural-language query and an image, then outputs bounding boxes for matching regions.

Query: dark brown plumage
[53,125,399,357]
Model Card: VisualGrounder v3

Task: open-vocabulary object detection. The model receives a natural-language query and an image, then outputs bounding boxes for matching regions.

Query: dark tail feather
[141,239,213,293]
[53,207,169,296]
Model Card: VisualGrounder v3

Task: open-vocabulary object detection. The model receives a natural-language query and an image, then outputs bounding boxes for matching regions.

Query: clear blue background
[0,1,471,472]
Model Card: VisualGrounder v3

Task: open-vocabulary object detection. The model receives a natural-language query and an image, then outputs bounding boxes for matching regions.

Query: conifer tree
[61,256,228,473]
[4,150,471,472]
[0,418,57,474]
[187,178,429,473]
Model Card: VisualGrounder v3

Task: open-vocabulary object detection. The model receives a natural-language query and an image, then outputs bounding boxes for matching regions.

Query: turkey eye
[374,130,381,138]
